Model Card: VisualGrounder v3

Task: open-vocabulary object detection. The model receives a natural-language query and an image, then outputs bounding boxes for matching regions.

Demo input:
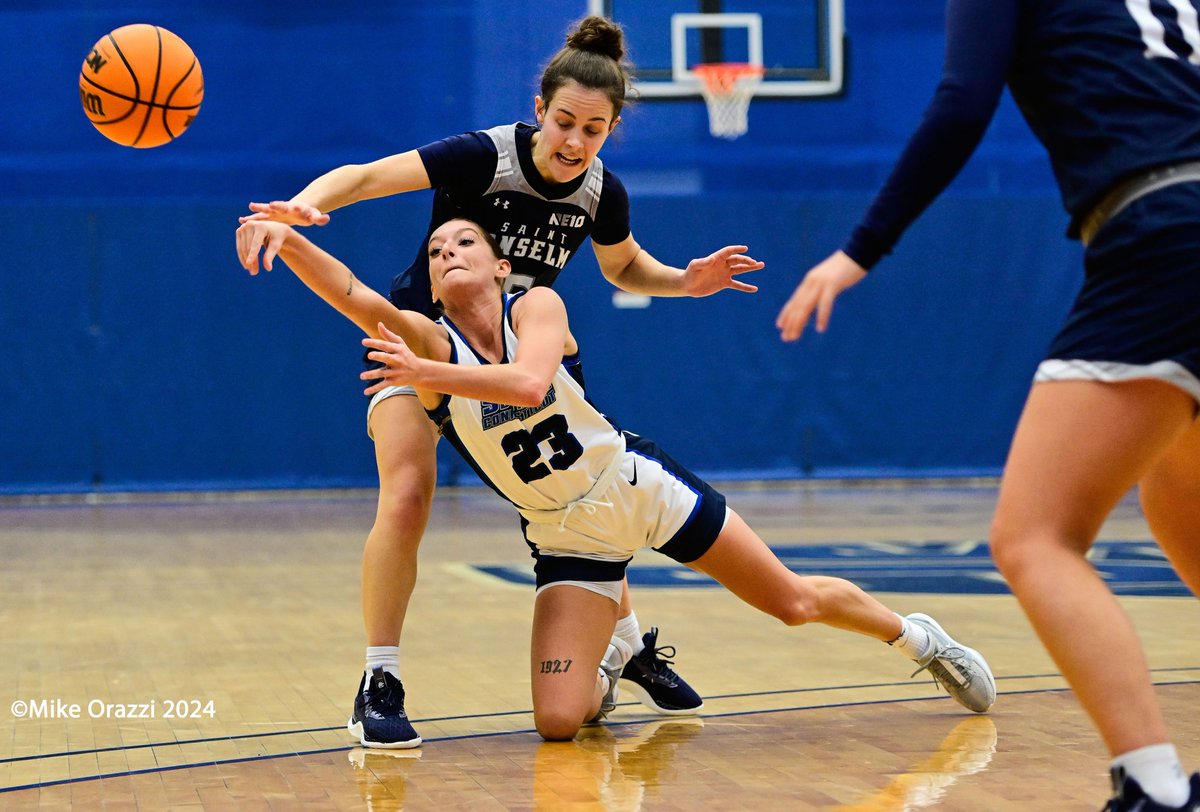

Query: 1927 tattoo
[539,659,572,674]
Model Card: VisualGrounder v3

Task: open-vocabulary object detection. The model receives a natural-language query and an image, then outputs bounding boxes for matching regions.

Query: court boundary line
[5,667,1197,766]
[0,478,1006,507]
[3,674,1197,794]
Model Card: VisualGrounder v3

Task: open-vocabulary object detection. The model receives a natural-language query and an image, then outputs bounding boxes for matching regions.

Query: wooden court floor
[1,481,1197,810]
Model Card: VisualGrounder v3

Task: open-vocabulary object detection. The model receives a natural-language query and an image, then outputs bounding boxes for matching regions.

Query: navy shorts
[1047,182,1200,383]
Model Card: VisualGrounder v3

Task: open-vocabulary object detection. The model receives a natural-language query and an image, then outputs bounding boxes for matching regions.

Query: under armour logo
[493,199,510,209]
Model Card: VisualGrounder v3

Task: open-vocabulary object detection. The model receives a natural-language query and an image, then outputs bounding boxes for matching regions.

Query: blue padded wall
[0,1,1079,492]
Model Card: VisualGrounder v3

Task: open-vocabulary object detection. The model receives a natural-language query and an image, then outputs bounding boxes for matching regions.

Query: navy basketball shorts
[1039,182,1200,405]
[524,432,728,601]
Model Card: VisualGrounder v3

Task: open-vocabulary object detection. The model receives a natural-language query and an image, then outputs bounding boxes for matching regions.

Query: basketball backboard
[585,0,844,98]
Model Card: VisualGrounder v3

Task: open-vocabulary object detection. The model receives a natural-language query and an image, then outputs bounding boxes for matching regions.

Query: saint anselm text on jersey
[497,236,572,269]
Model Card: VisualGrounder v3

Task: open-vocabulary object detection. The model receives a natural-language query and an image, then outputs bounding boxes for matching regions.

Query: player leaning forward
[236,216,997,739]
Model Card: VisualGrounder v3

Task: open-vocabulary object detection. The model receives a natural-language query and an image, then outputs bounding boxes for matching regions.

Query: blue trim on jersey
[502,289,524,335]
[422,311,517,502]
[424,330,458,431]
[424,291,537,509]
[421,330,514,498]
[623,433,727,564]
[437,291,518,368]
[562,351,585,391]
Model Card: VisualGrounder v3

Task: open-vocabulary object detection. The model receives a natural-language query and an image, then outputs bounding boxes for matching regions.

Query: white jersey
[431,292,624,515]
[429,292,723,563]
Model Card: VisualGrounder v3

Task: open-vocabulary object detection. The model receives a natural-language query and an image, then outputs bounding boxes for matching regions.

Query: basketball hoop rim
[693,62,765,94]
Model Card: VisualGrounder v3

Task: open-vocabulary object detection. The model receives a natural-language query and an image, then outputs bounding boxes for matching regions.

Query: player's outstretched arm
[593,235,763,298]
[776,250,868,341]
[241,150,432,226]
[234,219,437,350]
[362,288,571,407]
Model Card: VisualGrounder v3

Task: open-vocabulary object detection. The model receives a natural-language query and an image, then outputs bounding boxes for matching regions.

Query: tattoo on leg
[538,659,573,674]
[345,271,354,296]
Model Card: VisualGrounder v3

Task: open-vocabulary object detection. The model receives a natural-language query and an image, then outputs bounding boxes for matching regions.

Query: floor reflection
[349,746,423,811]
[533,718,706,810]
[836,716,998,811]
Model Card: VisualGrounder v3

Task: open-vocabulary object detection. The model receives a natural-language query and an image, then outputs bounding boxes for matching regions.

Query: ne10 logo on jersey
[548,212,586,228]
[1126,0,1200,63]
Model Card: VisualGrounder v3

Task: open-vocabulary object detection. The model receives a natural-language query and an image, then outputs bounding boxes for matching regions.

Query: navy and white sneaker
[620,627,704,715]
[1103,769,1200,812]
[347,667,422,749]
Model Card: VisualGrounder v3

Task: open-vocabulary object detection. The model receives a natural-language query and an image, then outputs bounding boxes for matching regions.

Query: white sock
[1112,744,1190,807]
[888,614,931,662]
[614,612,644,656]
[365,645,401,681]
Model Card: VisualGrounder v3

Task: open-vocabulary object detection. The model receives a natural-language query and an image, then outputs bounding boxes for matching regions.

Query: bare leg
[688,510,903,640]
[618,578,633,619]
[1139,415,1200,596]
[530,585,622,741]
[989,379,1195,756]
[363,394,439,647]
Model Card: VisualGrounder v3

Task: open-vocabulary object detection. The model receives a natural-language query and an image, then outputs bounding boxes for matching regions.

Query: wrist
[411,356,434,388]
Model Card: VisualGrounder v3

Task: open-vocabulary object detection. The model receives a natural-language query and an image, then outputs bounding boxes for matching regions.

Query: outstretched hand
[235,219,292,275]
[683,245,764,297]
[776,250,868,341]
[240,200,331,227]
[361,323,421,395]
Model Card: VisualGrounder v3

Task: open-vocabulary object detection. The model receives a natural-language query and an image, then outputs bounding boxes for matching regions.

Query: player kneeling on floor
[235,216,998,740]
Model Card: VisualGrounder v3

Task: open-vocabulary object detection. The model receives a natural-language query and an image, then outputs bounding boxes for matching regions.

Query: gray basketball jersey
[479,124,606,292]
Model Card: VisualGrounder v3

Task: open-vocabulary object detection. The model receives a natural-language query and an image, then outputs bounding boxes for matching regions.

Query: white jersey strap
[515,432,627,531]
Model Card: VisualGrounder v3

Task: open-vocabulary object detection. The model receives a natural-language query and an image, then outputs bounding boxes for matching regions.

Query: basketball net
[694,63,764,140]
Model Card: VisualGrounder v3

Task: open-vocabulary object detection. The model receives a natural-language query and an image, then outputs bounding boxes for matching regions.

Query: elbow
[513,376,552,407]
[600,260,635,291]
[932,84,998,131]
[600,265,624,287]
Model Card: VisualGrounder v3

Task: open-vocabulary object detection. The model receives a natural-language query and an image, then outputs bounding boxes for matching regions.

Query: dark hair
[540,15,631,117]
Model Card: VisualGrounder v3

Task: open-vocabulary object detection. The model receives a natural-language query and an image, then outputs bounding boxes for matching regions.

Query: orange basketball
[79,24,203,148]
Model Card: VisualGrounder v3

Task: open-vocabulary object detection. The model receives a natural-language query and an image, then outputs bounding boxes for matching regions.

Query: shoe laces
[910,644,972,689]
[366,668,407,716]
[639,629,680,684]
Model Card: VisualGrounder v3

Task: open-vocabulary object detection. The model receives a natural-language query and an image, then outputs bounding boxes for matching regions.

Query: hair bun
[566,15,626,62]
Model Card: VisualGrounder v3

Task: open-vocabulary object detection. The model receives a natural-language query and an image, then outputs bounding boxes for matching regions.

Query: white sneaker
[590,637,633,722]
[906,613,996,713]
